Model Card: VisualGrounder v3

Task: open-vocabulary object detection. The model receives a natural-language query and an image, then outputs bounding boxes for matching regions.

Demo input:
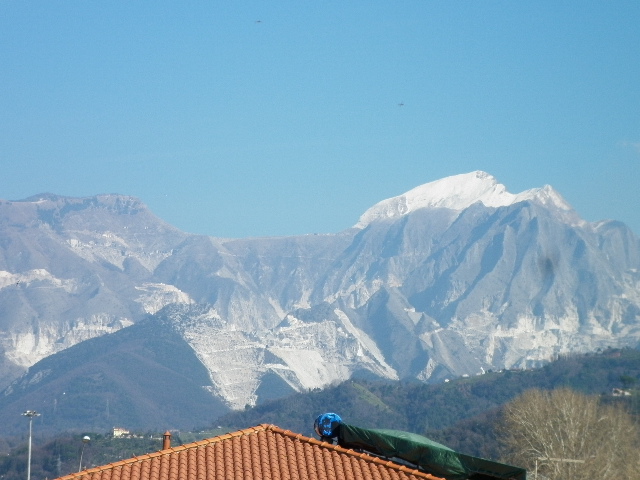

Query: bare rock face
[1,172,639,416]
[0,194,188,374]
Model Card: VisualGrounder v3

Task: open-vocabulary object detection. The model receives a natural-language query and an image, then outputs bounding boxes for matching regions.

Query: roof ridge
[56,425,273,480]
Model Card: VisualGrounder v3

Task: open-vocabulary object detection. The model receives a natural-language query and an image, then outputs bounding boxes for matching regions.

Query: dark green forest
[1,348,638,480]
[216,348,640,457]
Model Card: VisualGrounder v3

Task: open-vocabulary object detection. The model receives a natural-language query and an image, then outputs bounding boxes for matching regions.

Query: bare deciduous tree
[498,388,640,480]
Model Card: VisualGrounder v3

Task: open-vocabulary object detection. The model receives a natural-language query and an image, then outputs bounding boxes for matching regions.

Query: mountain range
[1,171,639,433]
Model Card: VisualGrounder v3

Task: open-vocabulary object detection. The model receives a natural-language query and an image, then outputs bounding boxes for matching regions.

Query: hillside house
[612,387,632,396]
[112,427,131,438]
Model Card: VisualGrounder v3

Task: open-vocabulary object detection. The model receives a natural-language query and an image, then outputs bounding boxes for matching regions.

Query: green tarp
[337,424,526,480]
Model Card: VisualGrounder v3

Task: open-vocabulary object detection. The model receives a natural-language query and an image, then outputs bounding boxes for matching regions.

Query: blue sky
[1,2,638,238]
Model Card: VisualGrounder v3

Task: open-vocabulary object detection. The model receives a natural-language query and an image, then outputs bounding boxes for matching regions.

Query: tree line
[1,348,639,480]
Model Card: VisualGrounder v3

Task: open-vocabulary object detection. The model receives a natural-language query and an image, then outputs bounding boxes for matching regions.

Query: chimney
[163,431,172,450]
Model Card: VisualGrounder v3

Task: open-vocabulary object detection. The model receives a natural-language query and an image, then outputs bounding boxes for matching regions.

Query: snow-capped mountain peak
[1,172,639,432]
[355,171,572,228]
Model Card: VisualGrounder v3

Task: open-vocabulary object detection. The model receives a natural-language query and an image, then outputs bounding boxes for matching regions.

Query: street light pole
[22,411,40,480]
[79,436,91,472]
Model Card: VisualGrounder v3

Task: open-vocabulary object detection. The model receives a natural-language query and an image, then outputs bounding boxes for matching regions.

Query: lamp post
[22,410,40,480]
[78,436,91,472]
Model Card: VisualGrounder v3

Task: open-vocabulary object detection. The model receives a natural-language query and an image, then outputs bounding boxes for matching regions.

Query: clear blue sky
[1,2,638,238]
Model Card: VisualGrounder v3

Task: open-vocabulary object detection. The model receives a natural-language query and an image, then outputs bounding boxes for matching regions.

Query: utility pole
[22,410,40,480]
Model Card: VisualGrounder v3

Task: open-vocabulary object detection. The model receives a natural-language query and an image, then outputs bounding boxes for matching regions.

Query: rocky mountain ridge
[1,171,639,414]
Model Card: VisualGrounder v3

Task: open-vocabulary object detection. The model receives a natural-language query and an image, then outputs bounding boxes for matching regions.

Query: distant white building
[113,427,131,437]
[612,388,632,397]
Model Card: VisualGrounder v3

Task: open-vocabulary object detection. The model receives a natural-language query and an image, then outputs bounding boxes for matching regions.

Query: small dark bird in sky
[398,102,404,107]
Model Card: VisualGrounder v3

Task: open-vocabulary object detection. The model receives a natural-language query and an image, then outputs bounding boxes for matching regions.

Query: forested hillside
[1,348,638,480]
[216,348,640,458]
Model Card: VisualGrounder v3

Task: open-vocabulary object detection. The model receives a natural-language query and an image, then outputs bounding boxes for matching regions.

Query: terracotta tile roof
[56,425,444,480]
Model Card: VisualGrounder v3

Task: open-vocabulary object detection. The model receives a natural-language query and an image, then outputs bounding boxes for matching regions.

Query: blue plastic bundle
[314,412,342,438]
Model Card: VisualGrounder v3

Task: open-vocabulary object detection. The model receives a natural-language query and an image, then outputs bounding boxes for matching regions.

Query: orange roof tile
[56,425,445,480]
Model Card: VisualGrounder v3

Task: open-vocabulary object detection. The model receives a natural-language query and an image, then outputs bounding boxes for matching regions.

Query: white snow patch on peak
[355,171,573,228]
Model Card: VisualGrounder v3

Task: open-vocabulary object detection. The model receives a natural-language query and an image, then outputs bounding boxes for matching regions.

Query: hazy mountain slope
[0,313,229,436]
[0,194,188,384]
[296,197,640,382]
[0,171,639,417]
